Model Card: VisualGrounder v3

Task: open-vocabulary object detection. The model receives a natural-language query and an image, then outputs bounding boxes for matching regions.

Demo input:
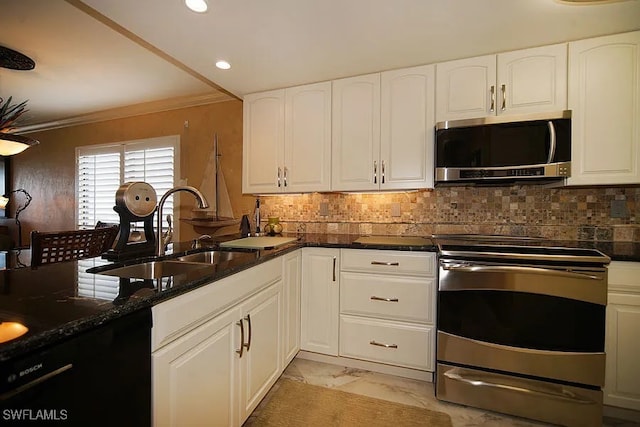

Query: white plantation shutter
[124,144,175,231]
[76,136,178,231]
[77,150,122,228]
[76,136,178,298]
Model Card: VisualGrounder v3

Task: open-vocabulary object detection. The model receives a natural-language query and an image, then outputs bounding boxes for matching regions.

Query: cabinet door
[300,248,340,355]
[242,90,285,194]
[435,55,496,122]
[284,82,332,193]
[153,307,240,427]
[497,43,567,116]
[238,283,282,422]
[282,250,301,366]
[605,293,640,411]
[331,73,381,191]
[381,64,435,190]
[605,261,640,411]
[568,31,640,186]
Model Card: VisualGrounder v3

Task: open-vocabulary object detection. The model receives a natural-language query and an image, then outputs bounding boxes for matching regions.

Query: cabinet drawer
[340,272,434,324]
[339,315,434,371]
[608,261,640,294]
[341,249,435,276]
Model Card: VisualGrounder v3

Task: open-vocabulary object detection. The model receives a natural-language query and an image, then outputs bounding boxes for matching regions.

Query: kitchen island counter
[0,233,439,362]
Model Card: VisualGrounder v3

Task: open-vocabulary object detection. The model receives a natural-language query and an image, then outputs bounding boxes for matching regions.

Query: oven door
[437,258,607,387]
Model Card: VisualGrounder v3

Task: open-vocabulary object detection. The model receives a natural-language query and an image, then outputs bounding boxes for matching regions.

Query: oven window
[438,290,604,352]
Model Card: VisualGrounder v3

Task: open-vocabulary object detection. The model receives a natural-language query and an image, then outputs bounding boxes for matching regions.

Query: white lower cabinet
[300,247,340,355]
[300,248,437,374]
[605,261,640,411]
[339,249,437,372]
[282,250,301,366]
[238,283,282,421]
[153,307,240,427]
[152,258,285,427]
[340,315,434,371]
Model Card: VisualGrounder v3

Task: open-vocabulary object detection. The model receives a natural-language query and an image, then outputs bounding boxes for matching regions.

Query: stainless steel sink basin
[96,260,212,279]
[176,250,254,264]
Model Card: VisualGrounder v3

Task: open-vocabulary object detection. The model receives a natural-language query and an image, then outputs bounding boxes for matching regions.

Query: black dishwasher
[0,308,152,426]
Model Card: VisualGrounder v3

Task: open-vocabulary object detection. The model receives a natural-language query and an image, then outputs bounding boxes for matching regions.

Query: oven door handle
[444,369,596,405]
[441,264,602,281]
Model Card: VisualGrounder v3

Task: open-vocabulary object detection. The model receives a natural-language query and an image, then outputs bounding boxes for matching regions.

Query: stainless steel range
[433,235,610,427]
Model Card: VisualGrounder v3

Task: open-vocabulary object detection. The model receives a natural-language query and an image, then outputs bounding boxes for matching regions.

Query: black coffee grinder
[103,182,157,261]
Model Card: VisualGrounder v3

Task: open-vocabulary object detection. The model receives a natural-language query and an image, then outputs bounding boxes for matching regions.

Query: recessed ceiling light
[216,60,231,70]
[185,0,207,13]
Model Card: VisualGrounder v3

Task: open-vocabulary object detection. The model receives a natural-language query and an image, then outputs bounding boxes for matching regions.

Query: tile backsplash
[257,185,640,242]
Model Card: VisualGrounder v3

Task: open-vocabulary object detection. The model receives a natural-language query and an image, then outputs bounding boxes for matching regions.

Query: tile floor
[246,357,640,427]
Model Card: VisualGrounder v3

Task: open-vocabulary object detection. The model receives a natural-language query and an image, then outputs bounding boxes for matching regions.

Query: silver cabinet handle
[490,85,495,112]
[332,256,336,282]
[444,369,595,404]
[370,340,397,349]
[277,167,282,187]
[236,319,245,357]
[501,84,506,111]
[370,296,399,302]
[371,261,399,266]
[244,314,252,352]
[381,160,385,184]
[373,160,377,184]
[547,120,556,164]
[283,167,288,187]
[0,364,73,401]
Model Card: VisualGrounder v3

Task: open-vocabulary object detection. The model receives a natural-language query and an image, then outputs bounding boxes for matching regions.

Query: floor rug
[245,378,453,427]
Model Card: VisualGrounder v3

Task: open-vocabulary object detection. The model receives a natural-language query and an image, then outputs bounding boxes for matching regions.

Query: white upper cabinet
[331,73,381,191]
[567,31,640,186]
[436,54,496,122]
[243,82,331,194]
[380,64,435,190]
[436,43,567,122]
[332,66,435,191]
[284,82,332,192]
[242,90,284,194]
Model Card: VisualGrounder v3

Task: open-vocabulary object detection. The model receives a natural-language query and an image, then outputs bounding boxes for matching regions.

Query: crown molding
[16,92,236,134]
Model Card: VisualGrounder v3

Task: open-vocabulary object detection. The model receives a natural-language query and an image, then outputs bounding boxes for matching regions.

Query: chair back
[30,225,119,268]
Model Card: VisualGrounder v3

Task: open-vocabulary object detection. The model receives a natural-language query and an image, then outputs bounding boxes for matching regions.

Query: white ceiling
[2,0,640,130]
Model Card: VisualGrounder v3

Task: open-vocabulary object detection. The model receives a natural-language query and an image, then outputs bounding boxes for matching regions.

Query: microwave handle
[547,120,556,164]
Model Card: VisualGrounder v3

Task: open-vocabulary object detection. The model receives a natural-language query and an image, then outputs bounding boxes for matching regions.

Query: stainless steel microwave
[435,111,571,185]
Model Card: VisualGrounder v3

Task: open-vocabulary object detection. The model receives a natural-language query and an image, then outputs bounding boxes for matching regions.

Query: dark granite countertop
[0,232,637,364]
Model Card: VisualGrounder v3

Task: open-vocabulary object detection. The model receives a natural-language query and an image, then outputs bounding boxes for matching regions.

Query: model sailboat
[187,133,239,229]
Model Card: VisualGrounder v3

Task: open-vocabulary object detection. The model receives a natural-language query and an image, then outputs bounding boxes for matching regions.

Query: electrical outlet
[611,200,628,218]
[319,202,329,216]
[391,203,401,217]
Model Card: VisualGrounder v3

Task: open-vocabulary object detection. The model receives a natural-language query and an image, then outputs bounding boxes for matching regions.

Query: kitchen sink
[96,260,212,279]
[176,250,255,264]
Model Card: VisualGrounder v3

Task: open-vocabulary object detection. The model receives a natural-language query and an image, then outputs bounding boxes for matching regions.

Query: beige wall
[9,100,254,246]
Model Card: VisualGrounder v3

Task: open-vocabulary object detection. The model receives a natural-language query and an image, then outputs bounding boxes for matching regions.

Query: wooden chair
[30,225,119,268]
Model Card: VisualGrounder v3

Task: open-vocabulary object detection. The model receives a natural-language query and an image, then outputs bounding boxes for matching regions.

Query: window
[75,136,179,299]
[76,135,179,233]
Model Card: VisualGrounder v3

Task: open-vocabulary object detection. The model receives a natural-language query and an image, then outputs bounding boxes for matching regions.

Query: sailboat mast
[214,133,220,221]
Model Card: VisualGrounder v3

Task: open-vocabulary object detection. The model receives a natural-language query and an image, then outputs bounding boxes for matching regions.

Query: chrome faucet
[156,186,209,256]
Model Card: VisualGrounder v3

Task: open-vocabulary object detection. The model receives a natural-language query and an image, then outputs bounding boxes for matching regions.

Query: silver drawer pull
[370,296,399,302]
[371,261,399,266]
[370,340,398,349]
